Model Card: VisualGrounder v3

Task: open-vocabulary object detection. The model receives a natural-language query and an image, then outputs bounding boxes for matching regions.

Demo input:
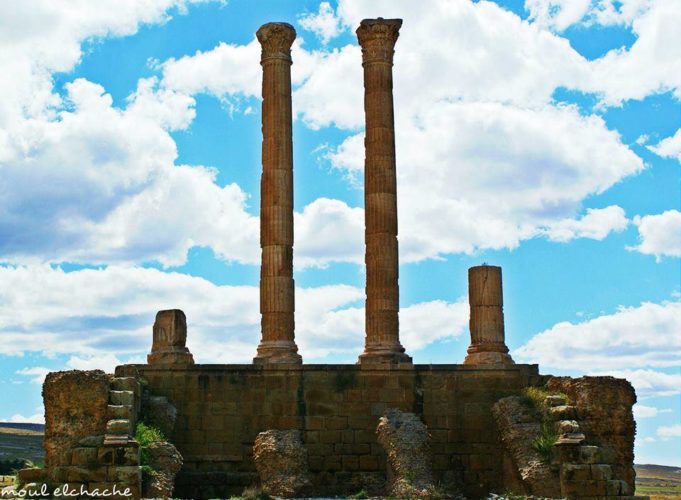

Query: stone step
[545,394,569,407]
[547,404,578,420]
[111,377,139,392]
[109,390,134,406]
[107,404,133,420]
[558,419,580,435]
[106,419,132,436]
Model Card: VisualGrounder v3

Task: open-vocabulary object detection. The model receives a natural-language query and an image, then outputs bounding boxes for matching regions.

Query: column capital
[257,22,296,63]
[356,18,402,63]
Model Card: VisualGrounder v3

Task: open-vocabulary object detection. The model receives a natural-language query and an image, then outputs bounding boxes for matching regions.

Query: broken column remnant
[253,430,311,497]
[253,22,302,364]
[357,18,411,364]
[147,309,194,365]
[464,265,514,365]
[376,408,436,497]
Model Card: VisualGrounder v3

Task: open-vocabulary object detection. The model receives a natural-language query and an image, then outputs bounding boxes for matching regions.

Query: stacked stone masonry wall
[116,363,541,498]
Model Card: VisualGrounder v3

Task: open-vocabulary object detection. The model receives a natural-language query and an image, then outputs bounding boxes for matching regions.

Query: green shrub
[350,489,369,499]
[135,422,165,485]
[135,422,165,447]
[532,423,558,463]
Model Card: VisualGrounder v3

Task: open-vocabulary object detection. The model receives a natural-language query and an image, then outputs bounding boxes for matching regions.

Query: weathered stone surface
[43,370,111,468]
[465,265,514,365]
[253,22,302,365]
[492,396,561,497]
[376,408,436,498]
[253,429,311,497]
[144,441,183,499]
[547,376,636,490]
[148,309,194,365]
[143,396,177,438]
[356,18,411,365]
[16,468,44,484]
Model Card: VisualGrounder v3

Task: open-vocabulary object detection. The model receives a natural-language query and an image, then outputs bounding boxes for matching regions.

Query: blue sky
[0,0,679,467]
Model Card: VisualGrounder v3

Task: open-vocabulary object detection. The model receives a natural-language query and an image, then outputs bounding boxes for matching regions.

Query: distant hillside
[0,423,44,435]
[636,463,681,498]
[0,423,44,469]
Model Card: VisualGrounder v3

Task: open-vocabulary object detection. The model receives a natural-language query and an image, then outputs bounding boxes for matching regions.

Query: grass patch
[135,422,166,486]
[532,423,558,463]
[520,387,551,410]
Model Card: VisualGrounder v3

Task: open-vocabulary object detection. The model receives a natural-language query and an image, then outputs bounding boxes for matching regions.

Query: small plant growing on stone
[135,422,166,486]
[520,387,551,410]
[350,489,369,499]
[532,422,558,463]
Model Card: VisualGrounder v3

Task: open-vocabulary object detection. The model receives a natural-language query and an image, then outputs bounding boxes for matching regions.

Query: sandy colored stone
[147,309,194,365]
[357,18,410,365]
[375,408,436,498]
[43,370,112,468]
[144,441,183,499]
[547,376,636,490]
[465,265,514,365]
[253,22,301,365]
[253,429,311,497]
[492,396,561,497]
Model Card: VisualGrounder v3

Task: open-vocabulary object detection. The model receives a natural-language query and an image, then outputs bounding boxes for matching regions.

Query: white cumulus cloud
[649,128,681,162]
[631,210,681,259]
[514,300,681,371]
[0,265,465,363]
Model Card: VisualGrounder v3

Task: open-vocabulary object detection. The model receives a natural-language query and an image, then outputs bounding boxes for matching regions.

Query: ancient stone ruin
[25,18,642,500]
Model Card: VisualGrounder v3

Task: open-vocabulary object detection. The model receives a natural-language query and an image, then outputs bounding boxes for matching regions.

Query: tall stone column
[253,22,302,364]
[464,265,514,365]
[357,18,411,365]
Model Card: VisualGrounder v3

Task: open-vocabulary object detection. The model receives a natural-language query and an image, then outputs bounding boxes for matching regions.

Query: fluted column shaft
[464,265,514,365]
[357,18,411,364]
[254,22,301,364]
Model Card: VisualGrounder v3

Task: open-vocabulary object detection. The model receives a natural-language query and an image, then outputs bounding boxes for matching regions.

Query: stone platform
[115,363,541,498]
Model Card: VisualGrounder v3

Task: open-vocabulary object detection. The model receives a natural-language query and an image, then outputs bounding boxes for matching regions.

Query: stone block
[359,455,379,471]
[108,466,141,486]
[320,430,341,443]
[70,447,98,467]
[43,370,111,468]
[606,479,623,495]
[111,377,139,393]
[591,464,613,481]
[109,391,134,406]
[323,456,341,471]
[561,463,592,481]
[305,416,324,430]
[77,435,105,447]
[342,456,359,471]
[107,405,133,420]
[548,405,578,420]
[64,465,108,483]
[545,394,569,407]
[106,419,131,436]
[579,445,602,464]
[325,417,347,430]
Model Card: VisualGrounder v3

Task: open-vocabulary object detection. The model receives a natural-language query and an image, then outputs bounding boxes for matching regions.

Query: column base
[357,347,412,365]
[147,348,194,366]
[253,340,302,364]
[463,351,515,365]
